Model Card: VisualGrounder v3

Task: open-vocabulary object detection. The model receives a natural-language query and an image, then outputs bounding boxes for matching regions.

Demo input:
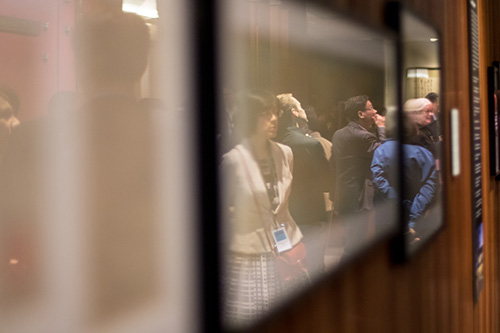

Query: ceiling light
[407,68,429,78]
[122,1,159,19]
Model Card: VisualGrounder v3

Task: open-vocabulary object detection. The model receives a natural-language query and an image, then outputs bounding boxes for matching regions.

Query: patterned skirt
[222,251,310,329]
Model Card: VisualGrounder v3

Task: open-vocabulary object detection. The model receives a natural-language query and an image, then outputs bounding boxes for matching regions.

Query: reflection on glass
[220,89,310,329]
[0,11,157,324]
[0,3,196,331]
[218,0,399,329]
[400,10,443,255]
[122,0,158,18]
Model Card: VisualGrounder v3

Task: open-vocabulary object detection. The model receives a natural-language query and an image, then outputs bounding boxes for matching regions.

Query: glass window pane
[217,1,399,329]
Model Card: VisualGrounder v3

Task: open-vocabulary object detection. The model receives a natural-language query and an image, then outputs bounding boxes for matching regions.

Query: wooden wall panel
[252,0,500,332]
[478,0,500,332]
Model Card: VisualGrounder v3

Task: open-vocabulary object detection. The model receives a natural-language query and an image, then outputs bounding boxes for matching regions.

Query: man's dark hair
[344,95,369,121]
[74,12,150,84]
[425,92,439,103]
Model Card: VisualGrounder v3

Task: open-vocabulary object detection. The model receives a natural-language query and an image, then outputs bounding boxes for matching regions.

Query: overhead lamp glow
[407,68,429,79]
[123,3,159,19]
[430,37,439,42]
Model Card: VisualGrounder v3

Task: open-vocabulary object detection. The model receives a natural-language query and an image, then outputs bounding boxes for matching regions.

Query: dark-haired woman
[220,89,308,328]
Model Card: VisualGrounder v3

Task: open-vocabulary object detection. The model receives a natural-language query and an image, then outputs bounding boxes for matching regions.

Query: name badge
[272,227,292,253]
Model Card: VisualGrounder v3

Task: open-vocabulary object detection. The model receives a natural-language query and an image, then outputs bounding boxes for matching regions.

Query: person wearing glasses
[220,89,309,328]
[330,95,385,259]
[403,98,439,158]
[425,92,440,121]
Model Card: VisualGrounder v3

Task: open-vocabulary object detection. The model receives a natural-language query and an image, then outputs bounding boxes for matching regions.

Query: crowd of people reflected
[0,0,443,329]
[219,89,442,327]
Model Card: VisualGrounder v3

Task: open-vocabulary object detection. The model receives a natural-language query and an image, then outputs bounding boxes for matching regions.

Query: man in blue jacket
[371,112,438,246]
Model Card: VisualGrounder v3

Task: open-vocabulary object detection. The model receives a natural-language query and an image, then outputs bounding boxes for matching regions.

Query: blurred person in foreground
[0,11,157,320]
[74,11,158,319]
[0,85,20,166]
